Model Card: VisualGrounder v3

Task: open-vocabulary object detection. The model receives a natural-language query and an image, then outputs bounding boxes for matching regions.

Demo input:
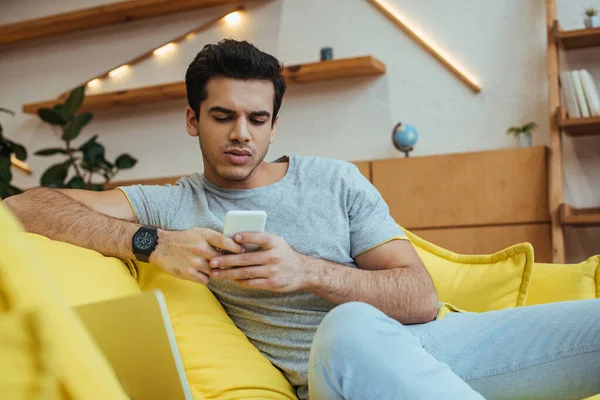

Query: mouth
[224,149,252,165]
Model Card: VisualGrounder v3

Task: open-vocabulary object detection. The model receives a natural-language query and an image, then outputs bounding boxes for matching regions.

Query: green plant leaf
[506,127,521,135]
[77,112,93,127]
[9,142,27,161]
[52,104,67,120]
[6,184,22,196]
[35,148,68,156]
[38,108,67,126]
[64,86,85,116]
[78,134,98,152]
[40,162,69,187]
[83,143,105,164]
[521,122,538,132]
[0,157,12,183]
[115,154,137,169]
[87,183,104,192]
[61,112,93,142]
[62,120,82,141]
[67,176,85,189]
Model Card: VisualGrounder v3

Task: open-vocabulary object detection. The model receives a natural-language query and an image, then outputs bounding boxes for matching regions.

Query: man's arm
[4,188,244,283]
[209,233,439,324]
[306,239,438,324]
[4,188,139,260]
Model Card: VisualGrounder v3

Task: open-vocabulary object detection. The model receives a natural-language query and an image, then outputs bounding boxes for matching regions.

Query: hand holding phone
[223,210,267,252]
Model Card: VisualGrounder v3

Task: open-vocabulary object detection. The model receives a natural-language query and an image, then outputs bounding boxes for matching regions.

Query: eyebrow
[209,106,271,118]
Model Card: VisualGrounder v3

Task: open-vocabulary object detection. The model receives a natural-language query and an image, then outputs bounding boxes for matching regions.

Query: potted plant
[507,122,538,148]
[584,8,599,28]
[35,86,137,190]
[0,108,28,199]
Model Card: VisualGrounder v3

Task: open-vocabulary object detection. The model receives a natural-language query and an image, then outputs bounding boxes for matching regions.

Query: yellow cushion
[136,261,297,400]
[402,228,533,312]
[24,233,140,306]
[0,202,128,400]
[526,256,600,306]
[0,310,60,400]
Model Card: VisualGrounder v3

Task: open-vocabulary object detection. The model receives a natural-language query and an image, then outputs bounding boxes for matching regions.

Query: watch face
[134,230,156,251]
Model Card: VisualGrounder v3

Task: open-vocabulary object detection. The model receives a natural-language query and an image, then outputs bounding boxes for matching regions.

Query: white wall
[1,0,598,261]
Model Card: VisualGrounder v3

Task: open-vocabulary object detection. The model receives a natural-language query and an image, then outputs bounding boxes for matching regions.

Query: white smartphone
[223,210,267,252]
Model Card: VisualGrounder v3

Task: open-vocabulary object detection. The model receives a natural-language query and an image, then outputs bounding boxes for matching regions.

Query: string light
[108,65,130,78]
[153,42,177,57]
[87,79,101,88]
[224,11,242,25]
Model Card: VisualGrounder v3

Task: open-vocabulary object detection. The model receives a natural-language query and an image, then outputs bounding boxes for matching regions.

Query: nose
[229,117,250,143]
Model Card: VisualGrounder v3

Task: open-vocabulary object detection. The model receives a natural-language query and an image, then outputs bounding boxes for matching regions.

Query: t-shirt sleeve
[117,182,184,228]
[347,165,408,258]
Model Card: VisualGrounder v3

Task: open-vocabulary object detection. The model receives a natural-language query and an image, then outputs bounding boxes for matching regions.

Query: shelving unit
[560,204,600,226]
[22,56,386,114]
[556,26,600,50]
[546,0,600,263]
[0,0,247,46]
[558,110,600,136]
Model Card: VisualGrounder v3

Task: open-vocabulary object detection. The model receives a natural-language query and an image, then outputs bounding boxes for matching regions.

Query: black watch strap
[132,226,158,263]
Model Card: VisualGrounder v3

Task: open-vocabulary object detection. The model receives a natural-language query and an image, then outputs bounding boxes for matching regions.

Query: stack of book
[560,69,600,118]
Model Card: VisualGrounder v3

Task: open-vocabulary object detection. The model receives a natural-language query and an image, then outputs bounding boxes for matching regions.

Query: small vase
[518,132,532,148]
[584,16,600,28]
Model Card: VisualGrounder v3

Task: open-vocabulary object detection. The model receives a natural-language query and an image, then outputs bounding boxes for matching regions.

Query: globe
[392,122,419,157]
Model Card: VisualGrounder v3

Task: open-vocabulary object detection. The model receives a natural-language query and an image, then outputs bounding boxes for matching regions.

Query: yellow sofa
[1,202,598,399]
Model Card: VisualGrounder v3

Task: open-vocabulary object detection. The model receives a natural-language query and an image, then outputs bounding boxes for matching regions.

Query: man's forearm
[4,188,139,260]
[304,256,439,324]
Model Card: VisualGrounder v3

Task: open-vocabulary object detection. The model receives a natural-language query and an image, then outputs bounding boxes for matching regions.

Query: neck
[203,160,288,190]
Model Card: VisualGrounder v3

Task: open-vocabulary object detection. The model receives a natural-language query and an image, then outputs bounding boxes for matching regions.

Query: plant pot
[584,16,600,28]
[518,132,532,148]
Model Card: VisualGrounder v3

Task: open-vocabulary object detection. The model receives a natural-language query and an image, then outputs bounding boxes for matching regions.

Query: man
[6,40,599,400]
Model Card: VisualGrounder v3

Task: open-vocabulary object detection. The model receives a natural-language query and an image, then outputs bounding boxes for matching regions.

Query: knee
[311,302,408,365]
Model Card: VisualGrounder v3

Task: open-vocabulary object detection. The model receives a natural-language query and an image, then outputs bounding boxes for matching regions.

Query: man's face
[186,77,278,185]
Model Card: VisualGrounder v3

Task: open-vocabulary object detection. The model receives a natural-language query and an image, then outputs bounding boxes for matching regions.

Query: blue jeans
[308,300,600,399]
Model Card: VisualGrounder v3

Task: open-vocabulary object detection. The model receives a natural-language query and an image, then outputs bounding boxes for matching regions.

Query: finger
[205,232,245,254]
[189,257,211,275]
[233,278,272,290]
[211,251,269,269]
[211,266,271,280]
[190,243,222,260]
[234,232,275,249]
[172,266,209,284]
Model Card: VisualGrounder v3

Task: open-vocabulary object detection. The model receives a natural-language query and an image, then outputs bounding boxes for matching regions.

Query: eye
[250,119,267,126]
[213,116,231,122]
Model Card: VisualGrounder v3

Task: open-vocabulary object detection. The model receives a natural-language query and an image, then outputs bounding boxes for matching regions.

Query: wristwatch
[132,226,158,262]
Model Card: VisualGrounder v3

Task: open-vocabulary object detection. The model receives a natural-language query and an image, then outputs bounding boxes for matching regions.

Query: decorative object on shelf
[320,47,334,61]
[0,108,28,198]
[392,122,419,157]
[584,8,599,29]
[506,122,538,148]
[34,86,137,191]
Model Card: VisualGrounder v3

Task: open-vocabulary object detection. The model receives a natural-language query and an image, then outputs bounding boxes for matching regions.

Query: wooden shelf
[557,26,600,50]
[0,0,246,46]
[559,113,600,136]
[560,204,600,226]
[22,56,386,114]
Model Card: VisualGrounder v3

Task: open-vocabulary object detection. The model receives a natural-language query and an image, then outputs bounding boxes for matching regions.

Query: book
[571,70,590,118]
[579,69,600,117]
[560,71,581,118]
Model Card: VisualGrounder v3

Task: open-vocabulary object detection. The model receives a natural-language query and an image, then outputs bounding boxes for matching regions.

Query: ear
[186,106,199,137]
[269,115,279,144]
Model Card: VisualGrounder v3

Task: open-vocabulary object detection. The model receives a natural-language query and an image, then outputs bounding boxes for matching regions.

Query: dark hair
[185,39,287,125]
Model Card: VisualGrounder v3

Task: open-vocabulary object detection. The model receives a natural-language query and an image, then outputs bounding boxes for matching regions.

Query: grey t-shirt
[119,155,406,399]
